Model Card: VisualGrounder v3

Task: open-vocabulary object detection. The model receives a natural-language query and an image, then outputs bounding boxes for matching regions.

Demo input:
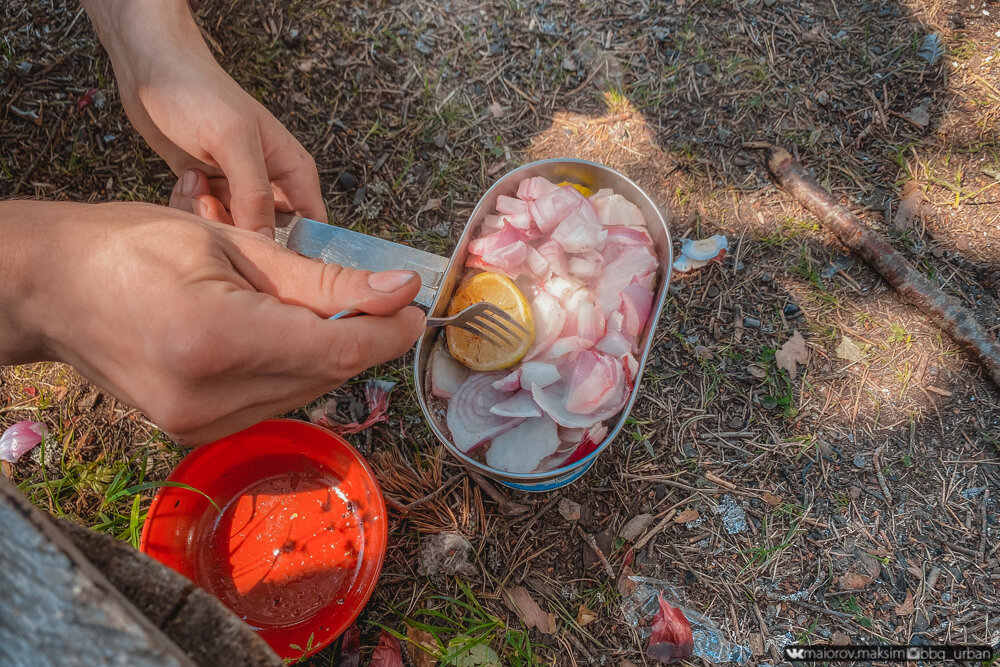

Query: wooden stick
[766,146,1000,388]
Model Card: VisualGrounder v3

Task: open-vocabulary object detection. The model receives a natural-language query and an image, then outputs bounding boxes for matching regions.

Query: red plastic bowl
[140,419,387,661]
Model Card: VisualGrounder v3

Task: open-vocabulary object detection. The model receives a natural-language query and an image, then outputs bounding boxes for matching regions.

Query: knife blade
[274,213,450,308]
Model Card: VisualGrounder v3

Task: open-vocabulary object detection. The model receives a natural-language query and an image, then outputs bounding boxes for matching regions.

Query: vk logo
[785,646,807,659]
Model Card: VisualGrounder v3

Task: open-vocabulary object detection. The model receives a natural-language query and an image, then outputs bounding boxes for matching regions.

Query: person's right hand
[0,200,424,446]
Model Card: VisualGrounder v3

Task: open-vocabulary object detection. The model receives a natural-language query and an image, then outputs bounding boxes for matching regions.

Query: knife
[274,212,450,309]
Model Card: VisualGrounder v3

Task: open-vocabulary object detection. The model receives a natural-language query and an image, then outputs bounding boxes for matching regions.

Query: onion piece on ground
[447,374,524,453]
[431,345,470,398]
[485,415,560,473]
[490,391,542,418]
[680,234,728,261]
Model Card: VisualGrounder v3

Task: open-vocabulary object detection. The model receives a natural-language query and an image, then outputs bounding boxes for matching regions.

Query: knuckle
[331,334,368,378]
[316,262,348,299]
[160,321,231,381]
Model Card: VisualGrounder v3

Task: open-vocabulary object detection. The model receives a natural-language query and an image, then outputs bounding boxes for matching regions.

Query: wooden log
[0,477,195,667]
[766,146,1000,389]
[57,520,282,667]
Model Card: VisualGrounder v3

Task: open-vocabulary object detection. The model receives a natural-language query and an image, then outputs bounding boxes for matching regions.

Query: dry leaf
[835,336,865,363]
[762,492,782,506]
[371,630,404,667]
[893,181,922,230]
[619,513,654,541]
[906,561,923,579]
[895,590,915,617]
[831,631,851,646]
[839,572,872,589]
[747,364,767,379]
[674,508,700,524]
[406,626,438,667]
[775,331,809,379]
[576,604,598,627]
[338,624,361,667]
[488,101,507,118]
[502,586,555,634]
[419,198,443,214]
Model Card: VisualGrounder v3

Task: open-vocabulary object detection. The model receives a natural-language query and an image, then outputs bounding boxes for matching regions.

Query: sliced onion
[517,176,560,201]
[564,351,621,414]
[447,374,523,453]
[519,361,561,390]
[523,291,566,361]
[559,427,587,447]
[496,194,529,215]
[606,310,624,333]
[483,214,505,232]
[430,345,470,398]
[544,275,583,302]
[597,245,658,315]
[575,301,606,345]
[595,330,632,358]
[491,368,521,392]
[531,382,623,429]
[552,204,604,253]
[589,188,614,200]
[524,244,549,279]
[619,281,654,339]
[568,256,601,279]
[594,193,647,228]
[528,186,587,233]
[680,234,728,261]
[536,240,568,279]
[546,335,593,359]
[485,416,560,473]
[490,391,542,418]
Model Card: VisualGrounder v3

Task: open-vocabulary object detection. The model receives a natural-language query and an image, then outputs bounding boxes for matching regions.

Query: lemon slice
[557,181,594,197]
[446,272,535,371]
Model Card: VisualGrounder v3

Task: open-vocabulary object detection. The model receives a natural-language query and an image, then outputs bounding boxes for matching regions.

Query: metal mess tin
[277,158,673,491]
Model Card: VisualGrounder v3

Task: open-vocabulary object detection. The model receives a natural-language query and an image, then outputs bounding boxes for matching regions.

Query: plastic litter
[622,576,752,664]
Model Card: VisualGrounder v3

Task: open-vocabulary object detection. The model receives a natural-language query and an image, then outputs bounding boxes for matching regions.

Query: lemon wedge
[557,181,594,197]
[446,272,535,371]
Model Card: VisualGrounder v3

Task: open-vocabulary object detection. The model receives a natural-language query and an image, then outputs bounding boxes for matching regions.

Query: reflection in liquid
[195,467,365,629]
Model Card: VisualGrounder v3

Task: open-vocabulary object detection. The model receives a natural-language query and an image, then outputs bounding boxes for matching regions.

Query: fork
[329,302,529,348]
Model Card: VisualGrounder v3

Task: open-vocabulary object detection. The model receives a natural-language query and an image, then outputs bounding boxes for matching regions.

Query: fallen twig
[467,470,530,516]
[766,146,1000,388]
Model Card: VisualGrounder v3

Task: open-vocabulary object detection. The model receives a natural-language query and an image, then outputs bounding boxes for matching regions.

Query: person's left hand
[90,1,325,237]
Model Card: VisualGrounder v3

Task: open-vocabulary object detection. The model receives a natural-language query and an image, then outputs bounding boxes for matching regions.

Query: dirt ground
[3,0,1000,665]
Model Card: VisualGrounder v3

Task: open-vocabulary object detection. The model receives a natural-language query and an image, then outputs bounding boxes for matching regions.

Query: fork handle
[328,309,362,320]
[425,317,451,328]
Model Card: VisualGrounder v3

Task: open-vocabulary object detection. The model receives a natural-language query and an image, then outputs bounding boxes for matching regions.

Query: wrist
[81,0,213,88]
[0,202,65,364]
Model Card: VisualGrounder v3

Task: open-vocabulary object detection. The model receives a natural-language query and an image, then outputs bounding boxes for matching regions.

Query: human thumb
[230,235,425,318]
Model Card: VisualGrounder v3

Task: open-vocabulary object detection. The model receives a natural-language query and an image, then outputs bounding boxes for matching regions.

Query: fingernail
[255,225,275,240]
[368,270,417,292]
[179,170,198,196]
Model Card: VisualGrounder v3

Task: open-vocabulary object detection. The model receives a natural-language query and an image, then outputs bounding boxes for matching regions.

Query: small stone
[419,532,478,578]
[561,57,577,72]
[693,62,711,77]
[783,303,802,318]
[949,12,965,28]
[338,171,359,190]
[760,273,773,282]
[351,186,367,206]
[816,90,830,106]
[853,455,867,468]
[558,498,582,521]
[284,27,304,48]
[654,483,667,500]
[727,417,743,429]
[693,345,714,360]
[707,285,719,298]
[743,317,761,329]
